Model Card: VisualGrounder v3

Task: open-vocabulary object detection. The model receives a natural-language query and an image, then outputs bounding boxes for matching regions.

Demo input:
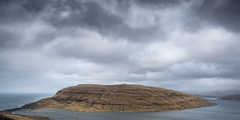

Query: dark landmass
[222,94,240,101]
[0,112,48,120]
[22,84,215,112]
[201,89,240,98]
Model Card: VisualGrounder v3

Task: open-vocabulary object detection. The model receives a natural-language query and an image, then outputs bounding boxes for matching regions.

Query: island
[222,94,240,101]
[21,84,215,112]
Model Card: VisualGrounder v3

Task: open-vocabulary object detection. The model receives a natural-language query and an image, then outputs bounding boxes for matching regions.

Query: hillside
[22,84,214,112]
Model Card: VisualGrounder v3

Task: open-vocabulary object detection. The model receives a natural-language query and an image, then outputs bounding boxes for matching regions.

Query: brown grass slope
[23,84,215,112]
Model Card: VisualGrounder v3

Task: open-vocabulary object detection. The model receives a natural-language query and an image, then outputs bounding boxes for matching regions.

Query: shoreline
[0,111,49,120]
[0,106,49,120]
[0,98,217,120]
[0,84,218,119]
[1,95,218,113]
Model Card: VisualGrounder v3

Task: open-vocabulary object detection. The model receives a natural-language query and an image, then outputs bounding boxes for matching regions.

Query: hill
[22,84,214,112]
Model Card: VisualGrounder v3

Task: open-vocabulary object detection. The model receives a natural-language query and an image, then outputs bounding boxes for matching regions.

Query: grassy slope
[23,84,215,112]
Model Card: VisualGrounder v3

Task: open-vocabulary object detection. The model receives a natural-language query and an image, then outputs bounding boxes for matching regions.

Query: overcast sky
[1,0,240,94]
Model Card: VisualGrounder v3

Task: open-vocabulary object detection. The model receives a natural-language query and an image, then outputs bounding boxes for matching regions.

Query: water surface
[0,93,51,111]
[14,99,240,120]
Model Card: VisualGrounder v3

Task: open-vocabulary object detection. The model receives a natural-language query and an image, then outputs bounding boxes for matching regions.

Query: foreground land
[22,84,215,112]
[0,112,48,120]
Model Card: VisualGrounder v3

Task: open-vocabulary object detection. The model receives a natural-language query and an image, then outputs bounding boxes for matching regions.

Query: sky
[1,0,240,95]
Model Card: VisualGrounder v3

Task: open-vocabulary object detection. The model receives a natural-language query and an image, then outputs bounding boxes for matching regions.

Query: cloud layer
[1,0,240,95]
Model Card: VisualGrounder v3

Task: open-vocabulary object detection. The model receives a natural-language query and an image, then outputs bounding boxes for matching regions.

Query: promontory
[22,84,214,112]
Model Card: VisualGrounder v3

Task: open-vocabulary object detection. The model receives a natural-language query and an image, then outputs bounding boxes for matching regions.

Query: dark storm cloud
[0,0,54,49]
[21,0,50,13]
[0,30,20,49]
[199,0,240,32]
[0,0,50,24]
[0,0,240,94]
[46,1,122,29]
[135,0,185,7]
[0,0,28,23]
[0,0,179,44]
[40,0,165,42]
[0,0,163,43]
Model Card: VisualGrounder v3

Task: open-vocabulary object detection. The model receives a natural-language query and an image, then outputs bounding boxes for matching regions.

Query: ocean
[0,93,52,111]
[1,94,240,120]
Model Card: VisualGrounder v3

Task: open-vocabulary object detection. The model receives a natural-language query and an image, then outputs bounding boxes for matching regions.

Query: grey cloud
[42,0,164,42]
[45,1,122,29]
[0,0,240,95]
[0,30,20,49]
[134,0,186,7]
[0,0,167,43]
[0,0,46,24]
[198,0,240,32]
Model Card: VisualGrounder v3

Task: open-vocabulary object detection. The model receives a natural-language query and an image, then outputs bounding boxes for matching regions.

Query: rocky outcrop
[23,84,215,112]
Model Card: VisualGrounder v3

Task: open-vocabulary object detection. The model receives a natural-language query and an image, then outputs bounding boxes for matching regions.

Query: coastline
[0,111,49,120]
[0,97,216,120]
[0,84,217,119]
[0,101,50,120]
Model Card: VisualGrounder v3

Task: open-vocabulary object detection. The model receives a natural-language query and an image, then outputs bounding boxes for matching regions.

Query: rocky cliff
[23,84,214,112]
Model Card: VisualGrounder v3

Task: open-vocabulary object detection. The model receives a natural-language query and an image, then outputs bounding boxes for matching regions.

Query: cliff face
[23,84,214,112]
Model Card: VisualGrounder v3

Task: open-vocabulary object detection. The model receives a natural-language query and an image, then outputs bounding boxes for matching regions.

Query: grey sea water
[0,93,51,111]
[13,98,240,120]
